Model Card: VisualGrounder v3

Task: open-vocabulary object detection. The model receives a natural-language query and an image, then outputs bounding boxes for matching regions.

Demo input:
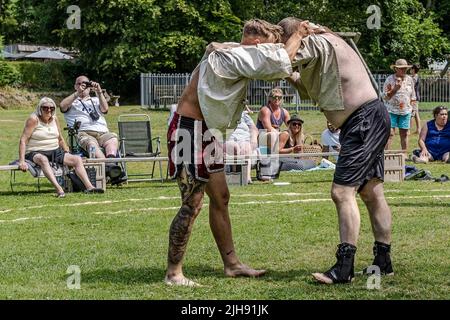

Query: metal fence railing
[141,73,450,111]
[373,74,450,103]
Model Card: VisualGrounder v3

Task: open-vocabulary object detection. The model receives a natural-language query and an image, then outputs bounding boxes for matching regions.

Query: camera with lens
[82,80,94,88]
[88,109,100,121]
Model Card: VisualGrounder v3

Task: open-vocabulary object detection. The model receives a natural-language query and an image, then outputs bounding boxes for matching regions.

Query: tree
[1,0,449,97]
[55,0,242,94]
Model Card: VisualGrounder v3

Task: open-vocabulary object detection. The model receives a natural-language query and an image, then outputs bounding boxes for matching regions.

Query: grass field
[0,105,449,300]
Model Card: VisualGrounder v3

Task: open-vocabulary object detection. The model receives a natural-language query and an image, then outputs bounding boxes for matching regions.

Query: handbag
[301,135,323,164]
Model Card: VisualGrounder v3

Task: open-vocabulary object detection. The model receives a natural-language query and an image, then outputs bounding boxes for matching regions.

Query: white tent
[25,49,73,60]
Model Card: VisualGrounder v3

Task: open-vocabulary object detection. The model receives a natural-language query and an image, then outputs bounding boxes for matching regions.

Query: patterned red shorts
[167,112,224,182]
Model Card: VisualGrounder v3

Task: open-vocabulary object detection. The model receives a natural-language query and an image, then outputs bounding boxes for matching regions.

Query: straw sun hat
[390,58,412,70]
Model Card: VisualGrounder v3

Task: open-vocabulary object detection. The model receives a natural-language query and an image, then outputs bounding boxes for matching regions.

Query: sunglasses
[41,106,55,111]
[271,96,283,100]
[290,122,302,127]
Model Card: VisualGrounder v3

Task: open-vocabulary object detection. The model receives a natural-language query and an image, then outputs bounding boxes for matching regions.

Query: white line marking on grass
[0,216,45,223]
[92,206,181,215]
[2,189,449,215]
[0,193,325,214]
[90,194,450,215]
[0,198,178,214]
[384,189,450,194]
[2,193,449,221]
[386,195,450,200]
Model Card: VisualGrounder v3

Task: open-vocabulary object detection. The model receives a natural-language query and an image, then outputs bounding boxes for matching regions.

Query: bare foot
[164,275,202,287]
[312,272,334,284]
[224,263,266,278]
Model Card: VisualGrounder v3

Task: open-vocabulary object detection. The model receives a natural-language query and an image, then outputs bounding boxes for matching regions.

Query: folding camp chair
[118,114,164,182]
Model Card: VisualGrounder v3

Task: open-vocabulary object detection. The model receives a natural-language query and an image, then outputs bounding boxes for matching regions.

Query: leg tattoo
[168,169,206,265]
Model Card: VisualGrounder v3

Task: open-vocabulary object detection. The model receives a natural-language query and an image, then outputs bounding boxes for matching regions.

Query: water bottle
[89,145,96,158]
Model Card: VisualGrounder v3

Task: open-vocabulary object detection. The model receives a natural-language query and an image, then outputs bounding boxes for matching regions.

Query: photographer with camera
[60,75,126,184]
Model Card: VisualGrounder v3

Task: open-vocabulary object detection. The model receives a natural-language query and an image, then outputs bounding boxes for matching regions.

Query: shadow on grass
[79,265,316,285]
[0,189,54,197]
[262,268,314,282]
[80,265,224,285]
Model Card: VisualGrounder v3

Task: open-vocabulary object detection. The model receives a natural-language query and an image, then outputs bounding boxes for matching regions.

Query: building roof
[25,49,74,60]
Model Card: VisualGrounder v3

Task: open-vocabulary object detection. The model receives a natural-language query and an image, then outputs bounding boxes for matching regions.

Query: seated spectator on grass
[225,105,258,184]
[18,97,103,197]
[321,121,341,161]
[412,106,450,163]
[278,114,316,171]
[278,114,304,154]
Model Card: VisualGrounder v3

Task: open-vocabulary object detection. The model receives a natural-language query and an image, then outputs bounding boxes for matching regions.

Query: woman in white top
[18,97,101,197]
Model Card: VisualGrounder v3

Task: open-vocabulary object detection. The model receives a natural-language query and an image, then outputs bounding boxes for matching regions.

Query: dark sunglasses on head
[41,106,55,111]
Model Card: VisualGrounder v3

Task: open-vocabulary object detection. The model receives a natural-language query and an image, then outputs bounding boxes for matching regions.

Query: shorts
[167,112,224,182]
[389,112,412,129]
[77,131,117,151]
[334,99,390,190]
[25,147,66,165]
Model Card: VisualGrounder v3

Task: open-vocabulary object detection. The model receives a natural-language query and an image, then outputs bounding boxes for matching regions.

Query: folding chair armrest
[152,136,161,154]
[118,136,128,156]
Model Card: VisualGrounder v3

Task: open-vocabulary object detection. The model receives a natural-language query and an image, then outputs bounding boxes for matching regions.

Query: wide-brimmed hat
[390,59,412,70]
[287,114,304,125]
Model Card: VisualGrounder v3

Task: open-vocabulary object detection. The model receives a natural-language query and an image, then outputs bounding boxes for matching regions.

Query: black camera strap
[78,98,97,114]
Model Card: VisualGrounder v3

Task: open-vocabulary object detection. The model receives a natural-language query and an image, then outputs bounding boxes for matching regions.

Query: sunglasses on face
[41,106,55,112]
[271,96,283,100]
[290,122,302,127]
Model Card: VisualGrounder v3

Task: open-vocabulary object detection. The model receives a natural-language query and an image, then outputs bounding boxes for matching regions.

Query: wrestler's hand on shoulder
[205,42,238,54]
[298,20,313,37]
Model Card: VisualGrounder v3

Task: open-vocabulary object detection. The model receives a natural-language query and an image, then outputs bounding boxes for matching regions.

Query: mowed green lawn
[0,105,449,300]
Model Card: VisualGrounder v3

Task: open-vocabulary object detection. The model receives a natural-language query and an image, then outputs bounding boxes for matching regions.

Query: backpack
[67,167,96,192]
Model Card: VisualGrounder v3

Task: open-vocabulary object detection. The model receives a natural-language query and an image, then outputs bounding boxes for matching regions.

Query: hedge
[0,61,22,87]
[1,60,83,90]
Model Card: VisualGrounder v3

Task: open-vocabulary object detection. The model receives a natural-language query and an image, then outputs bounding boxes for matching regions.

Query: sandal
[55,191,66,198]
[84,188,104,194]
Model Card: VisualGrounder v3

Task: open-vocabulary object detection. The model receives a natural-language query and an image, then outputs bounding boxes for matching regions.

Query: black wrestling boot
[313,243,357,284]
[364,241,394,276]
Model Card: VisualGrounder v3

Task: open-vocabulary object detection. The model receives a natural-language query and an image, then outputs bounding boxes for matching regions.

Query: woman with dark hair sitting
[412,105,450,163]
[18,97,103,197]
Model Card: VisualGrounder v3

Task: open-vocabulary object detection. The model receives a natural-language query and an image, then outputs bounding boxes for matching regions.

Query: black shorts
[334,99,391,190]
[25,147,66,165]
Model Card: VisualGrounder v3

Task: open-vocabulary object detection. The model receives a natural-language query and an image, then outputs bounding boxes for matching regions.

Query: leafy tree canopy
[1,0,448,95]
